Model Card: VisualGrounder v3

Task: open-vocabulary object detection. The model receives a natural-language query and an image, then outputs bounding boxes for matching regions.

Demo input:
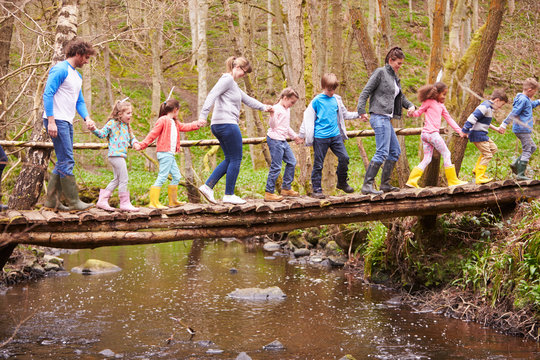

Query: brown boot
[281,189,299,197]
[264,192,284,202]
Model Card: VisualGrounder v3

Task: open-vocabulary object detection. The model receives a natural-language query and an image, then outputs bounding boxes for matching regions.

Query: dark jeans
[311,135,349,192]
[206,124,243,195]
[265,136,297,193]
[43,119,75,177]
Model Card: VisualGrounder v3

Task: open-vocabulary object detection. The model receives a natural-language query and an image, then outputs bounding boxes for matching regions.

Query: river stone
[339,355,357,360]
[206,349,224,354]
[325,240,340,251]
[31,264,45,275]
[43,262,61,272]
[263,242,281,252]
[328,255,347,267]
[228,286,286,300]
[235,352,252,360]
[71,259,121,275]
[294,248,311,257]
[196,340,215,347]
[99,349,115,357]
[44,255,63,265]
[262,340,285,351]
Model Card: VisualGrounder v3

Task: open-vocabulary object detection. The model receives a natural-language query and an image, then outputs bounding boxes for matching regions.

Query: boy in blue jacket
[500,78,539,180]
[461,90,508,184]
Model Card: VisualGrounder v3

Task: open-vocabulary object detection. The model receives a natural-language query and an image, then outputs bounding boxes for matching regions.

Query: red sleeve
[138,117,165,150]
[176,120,200,132]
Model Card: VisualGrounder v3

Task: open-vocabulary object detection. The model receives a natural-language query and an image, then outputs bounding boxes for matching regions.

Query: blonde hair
[225,56,252,74]
[109,99,135,141]
[523,78,539,91]
[321,73,339,91]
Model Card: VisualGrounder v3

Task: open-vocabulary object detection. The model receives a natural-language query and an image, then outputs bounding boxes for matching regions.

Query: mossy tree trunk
[449,0,507,174]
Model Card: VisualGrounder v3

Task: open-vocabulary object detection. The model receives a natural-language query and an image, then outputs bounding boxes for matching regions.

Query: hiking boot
[281,188,299,197]
[311,190,325,199]
[264,192,284,202]
[336,181,354,193]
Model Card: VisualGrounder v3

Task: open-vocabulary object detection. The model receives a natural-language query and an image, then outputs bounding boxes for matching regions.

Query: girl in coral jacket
[406,82,468,188]
[134,99,204,209]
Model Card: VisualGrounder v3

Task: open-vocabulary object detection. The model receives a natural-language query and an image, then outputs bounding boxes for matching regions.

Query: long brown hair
[384,46,405,64]
[159,99,180,118]
[417,82,447,102]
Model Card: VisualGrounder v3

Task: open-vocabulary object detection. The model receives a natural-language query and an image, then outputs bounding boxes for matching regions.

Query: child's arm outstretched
[441,104,466,137]
[136,118,165,151]
[91,119,113,139]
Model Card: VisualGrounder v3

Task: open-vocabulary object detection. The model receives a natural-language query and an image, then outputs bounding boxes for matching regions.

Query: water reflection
[0,240,539,359]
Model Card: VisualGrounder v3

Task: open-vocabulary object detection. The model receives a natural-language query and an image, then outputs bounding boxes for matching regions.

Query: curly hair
[64,38,96,58]
[417,82,447,102]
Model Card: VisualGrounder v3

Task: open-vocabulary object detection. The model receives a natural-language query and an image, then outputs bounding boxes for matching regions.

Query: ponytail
[278,87,299,103]
[384,46,405,64]
[159,99,180,117]
[225,56,252,74]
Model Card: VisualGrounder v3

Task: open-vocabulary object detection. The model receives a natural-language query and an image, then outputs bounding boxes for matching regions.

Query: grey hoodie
[356,64,413,119]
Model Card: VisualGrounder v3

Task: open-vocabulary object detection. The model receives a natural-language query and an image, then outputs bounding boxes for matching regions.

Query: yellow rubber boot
[445,165,468,186]
[475,165,493,184]
[472,155,483,175]
[405,167,424,188]
[149,186,167,209]
[168,185,183,207]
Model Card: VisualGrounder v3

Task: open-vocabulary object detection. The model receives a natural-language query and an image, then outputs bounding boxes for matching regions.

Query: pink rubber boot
[96,189,115,211]
[119,191,139,212]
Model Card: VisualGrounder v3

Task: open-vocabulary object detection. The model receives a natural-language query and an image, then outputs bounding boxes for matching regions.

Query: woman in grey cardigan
[357,47,415,195]
[198,56,272,205]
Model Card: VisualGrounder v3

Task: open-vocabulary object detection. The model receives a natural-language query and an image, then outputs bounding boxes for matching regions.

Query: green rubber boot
[516,160,531,181]
[44,173,69,211]
[509,157,519,175]
[59,175,93,211]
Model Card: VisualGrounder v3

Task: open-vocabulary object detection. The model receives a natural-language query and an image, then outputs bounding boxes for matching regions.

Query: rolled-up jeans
[369,113,401,164]
[206,124,243,195]
[43,118,75,177]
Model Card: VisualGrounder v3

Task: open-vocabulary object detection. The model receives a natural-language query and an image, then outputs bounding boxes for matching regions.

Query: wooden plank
[163,206,186,216]
[294,197,324,208]
[78,211,96,222]
[255,202,271,212]
[344,193,371,203]
[21,211,47,225]
[54,211,80,222]
[240,202,257,212]
[208,204,230,214]
[40,210,65,223]
[326,195,347,205]
[6,210,26,224]
[265,201,290,212]
[88,208,117,221]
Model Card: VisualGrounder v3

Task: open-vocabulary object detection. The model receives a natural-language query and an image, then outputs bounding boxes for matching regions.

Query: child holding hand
[406,82,468,188]
[461,89,508,184]
[499,78,539,180]
[91,99,139,212]
[134,99,203,209]
[264,87,303,202]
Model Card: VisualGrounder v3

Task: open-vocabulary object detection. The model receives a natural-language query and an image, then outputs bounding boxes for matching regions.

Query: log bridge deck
[0,179,538,253]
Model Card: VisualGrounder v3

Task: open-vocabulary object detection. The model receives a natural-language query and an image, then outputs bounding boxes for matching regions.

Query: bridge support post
[0,243,16,271]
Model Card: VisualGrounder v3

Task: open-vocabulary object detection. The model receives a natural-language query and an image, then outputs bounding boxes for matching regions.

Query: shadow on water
[1,240,539,359]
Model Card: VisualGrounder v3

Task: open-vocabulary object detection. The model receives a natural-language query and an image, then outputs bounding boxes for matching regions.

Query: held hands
[85,118,96,131]
[360,113,369,122]
[294,137,304,145]
[265,105,274,113]
[458,131,468,138]
[498,127,506,134]
[406,106,416,117]
[196,119,207,128]
[132,142,142,151]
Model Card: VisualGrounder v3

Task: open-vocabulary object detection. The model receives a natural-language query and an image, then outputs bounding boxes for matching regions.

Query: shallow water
[1,240,539,359]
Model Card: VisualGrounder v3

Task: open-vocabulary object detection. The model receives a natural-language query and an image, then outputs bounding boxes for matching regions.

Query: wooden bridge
[1,179,538,262]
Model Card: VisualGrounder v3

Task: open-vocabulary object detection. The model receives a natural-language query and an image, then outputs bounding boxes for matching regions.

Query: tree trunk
[196,0,208,116]
[422,0,446,189]
[80,0,93,112]
[377,0,392,48]
[284,0,310,193]
[9,0,79,210]
[449,0,507,174]
[351,7,378,74]
[188,0,199,69]
[0,0,19,138]
[266,0,275,94]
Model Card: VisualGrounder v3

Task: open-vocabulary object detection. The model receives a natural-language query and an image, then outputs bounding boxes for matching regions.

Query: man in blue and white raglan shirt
[43,38,96,211]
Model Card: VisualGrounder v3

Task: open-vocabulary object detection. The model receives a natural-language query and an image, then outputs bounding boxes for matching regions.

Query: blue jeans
[311,135,349,192]
[43,119,75,177]
[369,113,401,164]
[265,136,297,193]
[206,124,243,195]
[154,152,181,187]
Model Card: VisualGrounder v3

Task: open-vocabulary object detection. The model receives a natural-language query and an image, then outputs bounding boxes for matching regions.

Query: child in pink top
[406,82,468,188]
[264,88,303,202]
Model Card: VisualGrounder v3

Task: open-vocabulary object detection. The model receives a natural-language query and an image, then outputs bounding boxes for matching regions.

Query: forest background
[0,0,537,208]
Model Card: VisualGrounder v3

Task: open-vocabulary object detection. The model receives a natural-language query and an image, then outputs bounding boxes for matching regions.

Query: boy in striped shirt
[461,89,508,184]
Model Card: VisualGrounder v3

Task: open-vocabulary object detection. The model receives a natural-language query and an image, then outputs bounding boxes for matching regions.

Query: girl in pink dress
[406,82,468,188]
